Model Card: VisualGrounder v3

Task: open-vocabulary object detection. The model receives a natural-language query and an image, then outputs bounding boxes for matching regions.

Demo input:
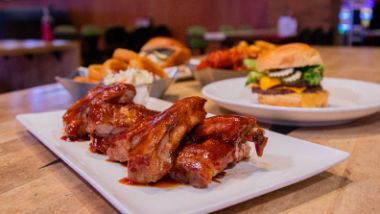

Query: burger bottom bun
[257,90,329,108]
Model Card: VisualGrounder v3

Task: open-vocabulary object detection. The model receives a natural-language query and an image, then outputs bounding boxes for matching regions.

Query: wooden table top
[1,46,380,213]
[0,39,79,57]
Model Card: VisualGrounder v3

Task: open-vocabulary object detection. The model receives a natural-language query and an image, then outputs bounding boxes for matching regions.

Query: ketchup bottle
[41,6,53,41]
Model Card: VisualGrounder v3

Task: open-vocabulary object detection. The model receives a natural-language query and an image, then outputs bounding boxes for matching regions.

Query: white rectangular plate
[16,97,349,214]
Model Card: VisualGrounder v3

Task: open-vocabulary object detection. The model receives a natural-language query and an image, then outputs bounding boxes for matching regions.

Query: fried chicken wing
[196,50,242,70]
[190,115,267,157]
[62,83,135,140]
[89,103,158,154]
[170,139,250,188]
[127,96,207,184]
[63,85,268,189]
[170,115,268,188]
[62,83,158,154]
[105,117,154,162]
[85,84,138,134]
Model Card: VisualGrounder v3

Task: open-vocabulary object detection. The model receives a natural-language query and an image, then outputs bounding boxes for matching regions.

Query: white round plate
[202,77,380,126]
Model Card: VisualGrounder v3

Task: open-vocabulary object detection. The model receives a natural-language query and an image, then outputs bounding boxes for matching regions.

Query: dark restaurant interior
[1,0,380,213]
[1,0,379,91]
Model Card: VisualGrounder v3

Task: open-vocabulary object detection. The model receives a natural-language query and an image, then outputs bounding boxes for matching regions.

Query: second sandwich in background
[140,37,191,68]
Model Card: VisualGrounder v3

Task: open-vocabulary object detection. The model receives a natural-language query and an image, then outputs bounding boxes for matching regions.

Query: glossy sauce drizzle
[89,134,110,154]
[212,171,227,183]
[120,162,128,168]
[119,176,182,188]
[61,135,90,142]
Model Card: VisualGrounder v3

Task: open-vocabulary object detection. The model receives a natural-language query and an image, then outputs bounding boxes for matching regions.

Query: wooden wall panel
[0,0,267,40]
[0,0,338,40]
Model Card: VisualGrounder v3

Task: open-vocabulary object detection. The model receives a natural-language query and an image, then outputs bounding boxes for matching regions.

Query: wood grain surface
[1,46,380,213]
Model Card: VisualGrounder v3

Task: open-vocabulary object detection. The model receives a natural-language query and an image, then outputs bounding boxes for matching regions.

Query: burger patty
[281,80,311,87]
[252,85,323,95]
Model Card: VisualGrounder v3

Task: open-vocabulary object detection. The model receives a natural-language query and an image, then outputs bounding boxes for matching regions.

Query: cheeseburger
[246,43,328,108]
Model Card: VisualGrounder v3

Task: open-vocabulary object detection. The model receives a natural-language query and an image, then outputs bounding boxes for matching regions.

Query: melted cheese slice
[258,76,307,94]
[259,77,281,90]
[280,87,306,94]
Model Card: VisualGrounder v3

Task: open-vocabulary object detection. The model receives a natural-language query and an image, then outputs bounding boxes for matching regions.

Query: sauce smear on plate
[119,176,182,188]
[61,135,89,142]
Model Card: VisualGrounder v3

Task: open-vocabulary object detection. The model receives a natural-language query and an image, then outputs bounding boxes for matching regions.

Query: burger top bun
[256,43,323,72]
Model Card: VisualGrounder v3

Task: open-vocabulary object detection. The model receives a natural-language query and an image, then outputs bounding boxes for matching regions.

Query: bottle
[41,6,53,41]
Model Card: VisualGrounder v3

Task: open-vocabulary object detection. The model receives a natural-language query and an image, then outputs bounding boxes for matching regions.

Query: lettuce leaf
[243,58,257,70]
[301,65,324,85]
[245,71,263,85]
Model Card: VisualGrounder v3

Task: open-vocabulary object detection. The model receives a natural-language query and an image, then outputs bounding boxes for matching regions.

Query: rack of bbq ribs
[62,83,268,188]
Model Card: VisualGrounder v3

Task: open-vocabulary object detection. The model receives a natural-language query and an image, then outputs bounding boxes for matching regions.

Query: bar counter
[0,39,80,92]
[1,46,380,213]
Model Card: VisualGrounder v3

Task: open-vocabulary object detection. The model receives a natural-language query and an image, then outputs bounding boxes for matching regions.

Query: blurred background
[0,0,379,92]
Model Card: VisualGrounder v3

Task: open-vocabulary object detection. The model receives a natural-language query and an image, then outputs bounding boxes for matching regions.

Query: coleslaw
[103,68,155,86]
